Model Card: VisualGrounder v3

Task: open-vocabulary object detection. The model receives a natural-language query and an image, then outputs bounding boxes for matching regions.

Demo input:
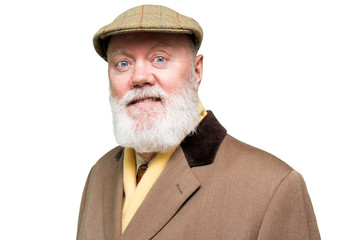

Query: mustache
[117,85,168,106]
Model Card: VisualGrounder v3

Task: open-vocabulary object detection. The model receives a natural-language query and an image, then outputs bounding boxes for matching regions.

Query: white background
[1,0,359,239]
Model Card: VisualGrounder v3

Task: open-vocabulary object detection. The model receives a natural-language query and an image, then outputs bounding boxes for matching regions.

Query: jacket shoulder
[90,146,124,179]
[218,134,293,181]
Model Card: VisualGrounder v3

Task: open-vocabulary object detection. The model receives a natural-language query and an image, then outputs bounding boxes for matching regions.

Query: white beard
[109,79,200,153]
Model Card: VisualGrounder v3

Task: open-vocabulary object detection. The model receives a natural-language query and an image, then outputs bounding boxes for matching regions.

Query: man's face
[107,32,203,153]
[107,32,203,119]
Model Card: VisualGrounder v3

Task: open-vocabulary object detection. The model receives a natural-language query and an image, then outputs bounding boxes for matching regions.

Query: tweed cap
[93,5,203,61]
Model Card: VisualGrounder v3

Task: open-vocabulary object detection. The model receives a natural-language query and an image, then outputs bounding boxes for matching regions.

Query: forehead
[107,32,192,55]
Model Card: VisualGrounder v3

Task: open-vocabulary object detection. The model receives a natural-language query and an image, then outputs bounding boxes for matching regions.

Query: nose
[130,60,155,88]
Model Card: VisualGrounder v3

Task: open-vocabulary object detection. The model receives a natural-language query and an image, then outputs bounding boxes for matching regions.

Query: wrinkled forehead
[106,32,195,56]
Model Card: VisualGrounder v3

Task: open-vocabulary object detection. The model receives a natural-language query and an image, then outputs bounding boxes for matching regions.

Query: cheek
[159,66,192,94]
[162,81,184,95]
[109,77,130,99]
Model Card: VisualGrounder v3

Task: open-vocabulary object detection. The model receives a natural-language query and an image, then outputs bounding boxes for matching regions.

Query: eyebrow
[109,49,126,57]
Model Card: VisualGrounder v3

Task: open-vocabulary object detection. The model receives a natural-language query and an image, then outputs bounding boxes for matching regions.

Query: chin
[128,103,165,117]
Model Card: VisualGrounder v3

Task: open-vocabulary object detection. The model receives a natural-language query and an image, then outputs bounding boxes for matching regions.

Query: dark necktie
[137,164,148,184]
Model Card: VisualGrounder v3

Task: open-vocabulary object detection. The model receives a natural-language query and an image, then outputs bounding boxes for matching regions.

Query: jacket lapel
[103,150,124,240]
[121,147,200,239]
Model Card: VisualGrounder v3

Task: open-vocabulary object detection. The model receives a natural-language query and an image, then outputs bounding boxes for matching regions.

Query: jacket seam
[256,169,295,238]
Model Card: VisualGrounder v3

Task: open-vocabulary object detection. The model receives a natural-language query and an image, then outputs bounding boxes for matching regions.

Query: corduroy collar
[116,111,227,167]
[180,111,227,167]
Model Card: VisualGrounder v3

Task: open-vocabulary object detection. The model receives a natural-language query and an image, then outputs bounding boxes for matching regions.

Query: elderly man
[77,5,320,240]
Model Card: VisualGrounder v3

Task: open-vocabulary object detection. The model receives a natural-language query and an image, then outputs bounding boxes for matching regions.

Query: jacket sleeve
[76,167,94,240]
[257,170,321,240]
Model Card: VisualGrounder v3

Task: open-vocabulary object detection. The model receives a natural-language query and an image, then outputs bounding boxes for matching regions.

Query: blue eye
[154,56,166,62]
[118,61,129,67]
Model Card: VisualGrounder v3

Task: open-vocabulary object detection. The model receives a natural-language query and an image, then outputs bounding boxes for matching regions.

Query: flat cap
[93,4,203,61]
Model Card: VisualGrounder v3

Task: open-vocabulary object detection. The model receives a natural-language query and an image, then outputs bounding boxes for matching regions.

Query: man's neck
[139,152,158,163]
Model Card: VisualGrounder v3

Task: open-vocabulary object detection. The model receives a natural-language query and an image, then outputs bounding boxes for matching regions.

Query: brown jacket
[77,111,320,240]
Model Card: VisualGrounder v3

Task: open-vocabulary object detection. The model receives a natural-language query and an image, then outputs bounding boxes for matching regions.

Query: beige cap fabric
[93,5,203,61]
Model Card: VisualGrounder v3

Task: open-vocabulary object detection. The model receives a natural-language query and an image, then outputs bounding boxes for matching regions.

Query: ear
[193,54,203,91]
